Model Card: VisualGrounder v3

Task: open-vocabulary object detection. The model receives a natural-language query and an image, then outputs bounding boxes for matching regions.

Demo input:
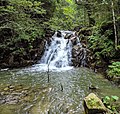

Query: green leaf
[105,96,110,101]
[111,96,119,101]
[107,105,111,109]
[66,0,73,4]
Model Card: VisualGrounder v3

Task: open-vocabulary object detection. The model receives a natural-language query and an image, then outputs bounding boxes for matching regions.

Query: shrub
[102,95,119,113]
[107,62,120,78]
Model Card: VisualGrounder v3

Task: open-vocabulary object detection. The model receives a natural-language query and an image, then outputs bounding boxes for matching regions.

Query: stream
[0,31,120,114]
[0,67,120,114]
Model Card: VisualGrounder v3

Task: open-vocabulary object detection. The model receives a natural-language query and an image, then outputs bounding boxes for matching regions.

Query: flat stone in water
[4,87,9,91]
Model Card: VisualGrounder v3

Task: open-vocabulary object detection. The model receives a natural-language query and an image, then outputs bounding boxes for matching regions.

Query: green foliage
[116,45,120,49]
[63,0,77,19]
[88,29,115,60]
[47,0,82,30]
[0,0,50,60]
[102,95,119,113]
[9,0,46,14]
[0,0,46,45]
[107,62,120,78]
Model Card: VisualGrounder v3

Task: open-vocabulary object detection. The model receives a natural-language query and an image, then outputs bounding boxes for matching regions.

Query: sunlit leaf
[111,96,119,101]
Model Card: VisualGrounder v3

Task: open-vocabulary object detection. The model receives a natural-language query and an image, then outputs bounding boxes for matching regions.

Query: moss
[84,93,106,114]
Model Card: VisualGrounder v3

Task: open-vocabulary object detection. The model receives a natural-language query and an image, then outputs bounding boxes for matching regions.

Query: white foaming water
[30,31,74,72]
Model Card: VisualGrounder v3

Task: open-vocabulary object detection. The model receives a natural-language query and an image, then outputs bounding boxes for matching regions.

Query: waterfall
[40,31,72,68]
[29,31,74,71]
[27,30,87,72]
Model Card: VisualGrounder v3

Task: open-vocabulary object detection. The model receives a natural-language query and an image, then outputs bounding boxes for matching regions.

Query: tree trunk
[111,0,118,49]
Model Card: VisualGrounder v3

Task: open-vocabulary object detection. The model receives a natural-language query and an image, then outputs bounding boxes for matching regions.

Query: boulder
[83,93,107,114]
[57,31,62,37]
[72,45,88,67]
[64,33,72,39]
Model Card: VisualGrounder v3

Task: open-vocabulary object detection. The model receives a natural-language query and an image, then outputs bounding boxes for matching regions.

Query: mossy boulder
[83,93,107,114]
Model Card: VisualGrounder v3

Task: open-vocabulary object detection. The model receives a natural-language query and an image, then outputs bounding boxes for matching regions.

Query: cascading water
[30,31,74,71]
[27,30,87,72]
[40,31,72,68]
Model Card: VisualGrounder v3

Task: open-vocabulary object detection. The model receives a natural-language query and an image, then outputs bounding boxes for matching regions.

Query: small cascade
[29,30,88,71]
[40,31,72,68]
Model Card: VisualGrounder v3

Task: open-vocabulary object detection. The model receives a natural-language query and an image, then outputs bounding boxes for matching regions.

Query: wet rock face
[0,39,45,68]
[72,45,90,67]
[64,31,91,67]
[72,41,90,67]
[0,38,46,69]
[64,33,73,39]
[57,31,62,37]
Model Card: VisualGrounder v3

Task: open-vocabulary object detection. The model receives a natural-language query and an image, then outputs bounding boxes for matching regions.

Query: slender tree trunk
[111,0,118,49]
[117,0,120,45]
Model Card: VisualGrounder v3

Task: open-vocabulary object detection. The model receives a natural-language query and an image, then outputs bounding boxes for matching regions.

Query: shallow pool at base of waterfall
[0,67,120,114]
